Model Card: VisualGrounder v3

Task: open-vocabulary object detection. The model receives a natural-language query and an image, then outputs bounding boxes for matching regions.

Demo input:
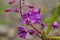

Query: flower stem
[29,23,42,35]
[47,36,60,40]
[20,0,22,17]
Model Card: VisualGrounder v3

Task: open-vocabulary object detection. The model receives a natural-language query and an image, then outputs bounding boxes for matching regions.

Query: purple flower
[18,27,27,39]
[21,19,26,24]
[36,19,41,24]
[41,23,46,29]
[35,13,42,19]
[52,21,58,28]
[22,13,28,19]
[29,13,36,24]
[17,27,36,39]
[33,8,40,13]
[28,29,36,35]
[21,8,42,24]
[28,6,34,8]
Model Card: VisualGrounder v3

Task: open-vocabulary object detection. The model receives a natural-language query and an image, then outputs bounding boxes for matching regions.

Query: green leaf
[43,18,50,23]
[45,4,60,35]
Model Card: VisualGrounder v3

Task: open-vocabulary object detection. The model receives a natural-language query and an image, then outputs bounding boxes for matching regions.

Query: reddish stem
[20,0,22,17]
[29,23,42,34]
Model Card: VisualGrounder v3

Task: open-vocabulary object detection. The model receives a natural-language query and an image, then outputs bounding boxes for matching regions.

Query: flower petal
[9,0,16,4]
[28,29,35,35]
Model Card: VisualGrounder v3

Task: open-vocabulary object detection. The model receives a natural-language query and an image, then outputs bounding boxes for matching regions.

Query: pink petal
[34,8,40,13]
[36,19,40,24]
[35,14,42,19]
[13,8,19,12]
[30,19,36,24]
[9,0,16,4]
[28,6,34,12]
[21,19,26,24]
[5,9,11,12]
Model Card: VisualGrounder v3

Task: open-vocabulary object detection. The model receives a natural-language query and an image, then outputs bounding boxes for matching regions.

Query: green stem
[45,4,60,35]
[47,36,60,40]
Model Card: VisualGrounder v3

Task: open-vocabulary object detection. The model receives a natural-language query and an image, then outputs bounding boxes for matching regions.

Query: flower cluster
[18,27,36,39]
[21,7,42,24]
[4,0,60,40]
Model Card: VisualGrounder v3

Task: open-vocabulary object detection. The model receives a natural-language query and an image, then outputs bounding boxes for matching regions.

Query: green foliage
[43,18,50,23]
[47,36,60,40]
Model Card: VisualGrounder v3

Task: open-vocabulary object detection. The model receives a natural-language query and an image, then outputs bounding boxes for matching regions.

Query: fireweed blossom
[18,27,27,39]
[41,23,47,29]
[21,8,42,24]
[4,0,60,40]
[18,27,36,39]
[52,21,58,28]
[28,29,36,35]
[5,0,43,39]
